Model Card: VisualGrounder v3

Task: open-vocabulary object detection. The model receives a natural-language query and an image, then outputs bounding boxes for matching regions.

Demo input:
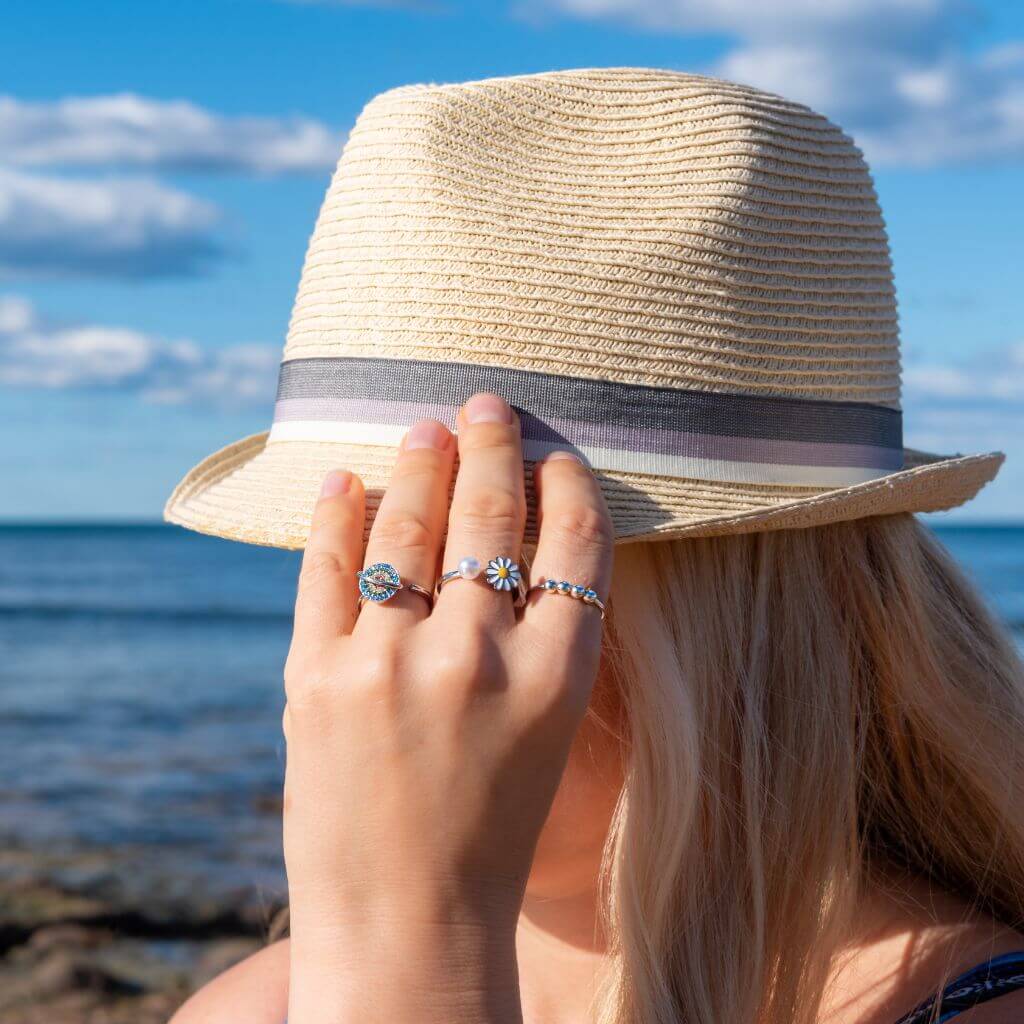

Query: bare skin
[171,394,1024,1024]
[173,654,1024,1024]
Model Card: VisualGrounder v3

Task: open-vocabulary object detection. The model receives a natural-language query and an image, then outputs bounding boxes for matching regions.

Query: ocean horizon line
[1,517,1023,531]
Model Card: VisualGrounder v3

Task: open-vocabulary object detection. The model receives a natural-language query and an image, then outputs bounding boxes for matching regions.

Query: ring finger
[522,450,614,639]
[355,418,456,630]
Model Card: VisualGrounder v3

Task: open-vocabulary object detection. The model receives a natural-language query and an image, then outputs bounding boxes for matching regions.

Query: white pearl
[457,556,482,580]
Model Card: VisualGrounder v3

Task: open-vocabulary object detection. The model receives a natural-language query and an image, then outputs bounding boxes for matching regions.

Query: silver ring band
[356,562,434,609]
[526,578,606,620]
[435,555,529,608]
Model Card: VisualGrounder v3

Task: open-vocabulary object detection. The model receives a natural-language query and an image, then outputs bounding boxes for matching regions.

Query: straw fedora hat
[165,66,1003,550]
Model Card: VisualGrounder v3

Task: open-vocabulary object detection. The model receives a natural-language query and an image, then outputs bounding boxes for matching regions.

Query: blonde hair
[593,513,1024,1024]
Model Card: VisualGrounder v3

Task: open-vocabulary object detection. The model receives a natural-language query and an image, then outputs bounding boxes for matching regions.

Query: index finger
[290,470,366,656]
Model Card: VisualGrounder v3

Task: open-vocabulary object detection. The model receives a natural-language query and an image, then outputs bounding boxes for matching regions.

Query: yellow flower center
[497,566,509,578]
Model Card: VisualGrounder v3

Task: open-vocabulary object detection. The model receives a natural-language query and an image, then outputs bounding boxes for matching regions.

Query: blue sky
[1,0,1022,521]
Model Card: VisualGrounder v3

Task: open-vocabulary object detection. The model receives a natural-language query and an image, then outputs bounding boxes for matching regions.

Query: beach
[0,526,295,1023]
[1,522,1021,1022]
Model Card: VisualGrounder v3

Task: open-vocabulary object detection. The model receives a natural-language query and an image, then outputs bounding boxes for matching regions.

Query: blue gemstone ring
[356,562,433,609]
[526,577,606,620]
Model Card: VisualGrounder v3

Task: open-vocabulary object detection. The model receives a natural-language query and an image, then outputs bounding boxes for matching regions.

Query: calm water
[0,523,1021,896]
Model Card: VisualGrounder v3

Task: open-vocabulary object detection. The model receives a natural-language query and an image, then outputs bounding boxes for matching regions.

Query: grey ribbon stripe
[274,355,903,470]
[274,397,901,470]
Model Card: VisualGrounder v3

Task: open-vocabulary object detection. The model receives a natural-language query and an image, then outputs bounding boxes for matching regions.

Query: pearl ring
[435,555,529,607]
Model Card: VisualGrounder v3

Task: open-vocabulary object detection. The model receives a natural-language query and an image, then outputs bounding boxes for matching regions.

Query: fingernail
[545,449,582,463]
[320,470,352,497]
[404,419,451,450]
[464,392,512,424]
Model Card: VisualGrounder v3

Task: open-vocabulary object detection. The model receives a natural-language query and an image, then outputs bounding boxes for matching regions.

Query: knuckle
[349,644,406,709]
[432,638,487,685]
[283,643,403,714]
[457,487,524,534]
[548,504,614,551]
[523,653,595,724]
[370,511,436,554]
[283,645,303,682]
[297,550,349,595]
[396,445,450,475]
[283,663,335,712]
[312,488,361,529]
[537,681,590,727]
[461,420,519,453]
[427,627,506,704]
[355,646,402,688]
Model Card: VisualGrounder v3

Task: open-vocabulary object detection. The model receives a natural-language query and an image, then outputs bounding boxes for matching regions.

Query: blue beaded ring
[527,577,606,620]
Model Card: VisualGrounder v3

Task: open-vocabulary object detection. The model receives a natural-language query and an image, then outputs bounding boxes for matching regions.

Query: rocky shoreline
[0,842,287,1024]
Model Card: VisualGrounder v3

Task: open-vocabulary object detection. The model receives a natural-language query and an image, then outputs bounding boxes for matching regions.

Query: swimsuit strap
[892,950,1024,1023]
[283,951,1024,1024]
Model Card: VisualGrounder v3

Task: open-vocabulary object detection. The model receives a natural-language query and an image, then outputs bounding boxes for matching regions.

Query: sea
[1,523,1022,901]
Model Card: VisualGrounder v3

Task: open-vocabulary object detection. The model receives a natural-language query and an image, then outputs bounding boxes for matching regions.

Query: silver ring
[435,555,528,607]
[526,577,606,620]
[356,562,433,609]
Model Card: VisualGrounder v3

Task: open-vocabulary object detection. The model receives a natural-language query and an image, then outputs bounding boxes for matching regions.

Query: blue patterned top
[281,950,1024,1024]
[892,950,1024,1023]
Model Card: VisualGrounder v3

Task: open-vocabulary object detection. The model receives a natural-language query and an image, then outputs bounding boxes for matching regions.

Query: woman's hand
[281,392,614,1024]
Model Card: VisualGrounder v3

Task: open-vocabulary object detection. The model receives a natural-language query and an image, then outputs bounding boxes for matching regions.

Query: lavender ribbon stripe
[269,355,904,482]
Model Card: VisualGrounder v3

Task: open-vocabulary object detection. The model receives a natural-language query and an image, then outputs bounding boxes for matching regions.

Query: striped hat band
[269,356,904,488]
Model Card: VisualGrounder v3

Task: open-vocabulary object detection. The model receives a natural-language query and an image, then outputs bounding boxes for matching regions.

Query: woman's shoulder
[170,938,290,1024]
[168,886,1024,1024]
[821,870,1024,1024]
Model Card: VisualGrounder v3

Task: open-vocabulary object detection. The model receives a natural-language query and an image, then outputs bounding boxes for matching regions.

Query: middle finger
[438,392,527,625]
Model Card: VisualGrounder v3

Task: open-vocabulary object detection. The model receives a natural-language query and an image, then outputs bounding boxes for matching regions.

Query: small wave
[0,603,293,625]
[1,603,1019,633]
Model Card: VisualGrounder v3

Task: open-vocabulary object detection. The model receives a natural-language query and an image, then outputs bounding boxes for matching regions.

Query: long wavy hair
[589,513,1024,1024]
[269,514,1023,1021]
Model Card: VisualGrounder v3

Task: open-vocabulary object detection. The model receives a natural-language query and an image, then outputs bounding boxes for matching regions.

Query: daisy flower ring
[434,554,529,607]
[485,556,521,592]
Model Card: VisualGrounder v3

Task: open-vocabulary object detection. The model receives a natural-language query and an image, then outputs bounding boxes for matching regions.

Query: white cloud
[0,93,344,279]
[902,342,1024,454]
[142,343,281,407]
[530,0,1024,167]
[0,295,278,408]
[0,94,341,175]
[904,343,1024,403]
[0,169,222,279]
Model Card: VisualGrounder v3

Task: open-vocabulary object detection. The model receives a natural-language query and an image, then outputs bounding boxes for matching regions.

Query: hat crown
[285,67,900,409]
[166,70,1000,551]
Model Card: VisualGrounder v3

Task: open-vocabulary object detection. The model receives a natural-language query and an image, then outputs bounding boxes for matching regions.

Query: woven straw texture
[165,67,1003,549]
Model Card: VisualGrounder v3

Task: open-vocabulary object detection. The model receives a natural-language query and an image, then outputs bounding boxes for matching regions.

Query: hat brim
[163,433,1004,550]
